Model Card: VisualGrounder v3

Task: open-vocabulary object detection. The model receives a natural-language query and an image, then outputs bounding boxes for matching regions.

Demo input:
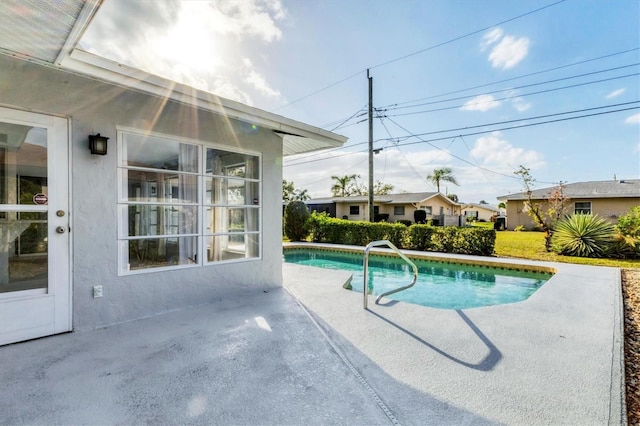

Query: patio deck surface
[0,248,625,425]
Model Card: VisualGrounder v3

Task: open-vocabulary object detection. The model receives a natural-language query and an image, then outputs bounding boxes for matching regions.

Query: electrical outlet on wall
[93,285,103,298]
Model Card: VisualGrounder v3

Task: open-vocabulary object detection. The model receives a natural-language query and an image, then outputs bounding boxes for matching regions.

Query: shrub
[284,201,310,241]
[431,227,496,256]
[397,220,412,227]
[551,214,615,258]
[406,225,436,251]
[514,225,525,232]
[306,216,495,255]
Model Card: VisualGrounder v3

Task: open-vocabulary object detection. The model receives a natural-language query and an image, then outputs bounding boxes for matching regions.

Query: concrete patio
[0,253,625,425]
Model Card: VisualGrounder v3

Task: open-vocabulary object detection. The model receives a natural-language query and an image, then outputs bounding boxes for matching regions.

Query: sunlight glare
[157,3,220,72]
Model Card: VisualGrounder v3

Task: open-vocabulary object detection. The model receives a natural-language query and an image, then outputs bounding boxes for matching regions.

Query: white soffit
[0,0,346,156]
[0,0,86,63]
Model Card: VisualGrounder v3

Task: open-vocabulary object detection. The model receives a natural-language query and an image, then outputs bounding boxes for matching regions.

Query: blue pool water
[284,249,551,310]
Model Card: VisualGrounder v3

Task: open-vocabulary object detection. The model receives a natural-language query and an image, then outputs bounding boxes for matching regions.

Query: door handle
[56,226,66,234]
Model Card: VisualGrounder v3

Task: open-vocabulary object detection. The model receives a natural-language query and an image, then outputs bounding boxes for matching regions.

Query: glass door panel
[0,123,49,294]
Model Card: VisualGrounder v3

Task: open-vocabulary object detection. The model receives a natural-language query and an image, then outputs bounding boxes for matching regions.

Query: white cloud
[624,113,640,124]
[212,0,286,42]
[606,88,626,99]
[460,94,501,112]
[512,97,531,112]
[487,35,530,69]
[80,0,288,104]
[481,28,504,51]
[246,71,281,98]
[470,132,545,170]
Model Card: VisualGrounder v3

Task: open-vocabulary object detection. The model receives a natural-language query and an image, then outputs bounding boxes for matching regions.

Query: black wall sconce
[89,133,109,155]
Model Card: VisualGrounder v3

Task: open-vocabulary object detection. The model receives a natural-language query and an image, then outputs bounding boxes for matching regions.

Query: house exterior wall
[1,55,283,330]
[336,202,367,220]
[376,204,414,222]
[416,198,460,218]
[461,206,497,222]
[503,197,638,230]
[334,197,460,223]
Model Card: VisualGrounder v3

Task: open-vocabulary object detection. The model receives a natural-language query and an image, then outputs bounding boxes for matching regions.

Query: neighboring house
[0,2,346,346]
[497,179,640,230]
[461,203,500,222]
[306,192,464,225]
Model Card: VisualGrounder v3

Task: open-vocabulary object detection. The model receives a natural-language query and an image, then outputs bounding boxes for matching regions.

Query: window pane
[124,236,198,270]
[206,234,259,262]
[125,205,197,236]
[205,207,259,234]
[204,178,259,205]
[124,170,198,203]
[0,126,48,205]
[206,148,259,179]
[575,202,591,214]
[0,212,48,292]
[123,134,198,172]
[349,206,359,215]
[394,206,405,215]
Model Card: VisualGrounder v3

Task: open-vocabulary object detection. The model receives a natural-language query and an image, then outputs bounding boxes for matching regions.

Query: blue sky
[81,0,640,204]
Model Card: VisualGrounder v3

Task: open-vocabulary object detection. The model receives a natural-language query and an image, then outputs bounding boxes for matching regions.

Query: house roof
[0,0,346,156]
[461,203,500,212]
[307,192,460,205]
[497,179,640,201]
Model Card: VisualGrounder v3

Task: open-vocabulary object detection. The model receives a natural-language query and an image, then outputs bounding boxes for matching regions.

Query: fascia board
[54,0,103,66]
[59,48,347,150]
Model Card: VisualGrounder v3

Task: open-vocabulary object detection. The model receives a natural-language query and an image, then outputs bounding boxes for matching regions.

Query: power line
[317,105,367,130]
[380,47,640,109]
[270,0,566,112]
[384,118,528,181]
[384,72,639,117]
[284,104,639,168]
[367,0,566,71]
[286,100,640,165]
[389,106,639,149]
[383,63,639,112]
[389,100,640,139]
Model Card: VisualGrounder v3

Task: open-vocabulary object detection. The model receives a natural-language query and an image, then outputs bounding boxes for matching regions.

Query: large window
[393,206,405,216]
[349,205,359,215]
[118,130,261,274]
[574,201,592,215]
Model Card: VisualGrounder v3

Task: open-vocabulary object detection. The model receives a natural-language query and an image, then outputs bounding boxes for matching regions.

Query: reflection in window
[118,131,261,273]
[205,147,260,262]
[0,123,49,292]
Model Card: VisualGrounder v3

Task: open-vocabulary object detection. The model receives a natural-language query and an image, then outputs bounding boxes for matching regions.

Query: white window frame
[574,201,592,215]
[117,127,262,276]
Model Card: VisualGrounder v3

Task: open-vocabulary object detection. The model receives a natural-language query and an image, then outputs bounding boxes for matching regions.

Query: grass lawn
[494,230,640,268]
[467,221,639,268]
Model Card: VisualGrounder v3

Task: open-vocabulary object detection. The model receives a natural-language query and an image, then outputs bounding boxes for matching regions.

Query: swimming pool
[283,248,552,309]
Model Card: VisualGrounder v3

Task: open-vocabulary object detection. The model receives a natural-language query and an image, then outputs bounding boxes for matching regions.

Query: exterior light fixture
[88,133,109,155]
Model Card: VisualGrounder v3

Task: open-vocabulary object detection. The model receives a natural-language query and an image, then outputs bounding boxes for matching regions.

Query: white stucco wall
[1,55,283,329]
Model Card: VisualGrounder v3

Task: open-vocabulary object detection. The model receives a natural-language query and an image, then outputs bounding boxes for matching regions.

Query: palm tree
[331,174,358,197]
[426,167,458,193]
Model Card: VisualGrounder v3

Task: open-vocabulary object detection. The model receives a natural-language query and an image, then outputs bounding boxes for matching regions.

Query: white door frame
[0,107,71,346]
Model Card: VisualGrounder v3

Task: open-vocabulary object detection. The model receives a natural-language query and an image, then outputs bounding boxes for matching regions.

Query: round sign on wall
[33,193,48,205]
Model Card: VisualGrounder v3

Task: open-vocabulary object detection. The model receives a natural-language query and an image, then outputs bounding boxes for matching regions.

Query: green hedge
[307,213,495,256]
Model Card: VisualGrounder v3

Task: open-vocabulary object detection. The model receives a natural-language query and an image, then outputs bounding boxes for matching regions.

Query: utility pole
[368,69,374,222]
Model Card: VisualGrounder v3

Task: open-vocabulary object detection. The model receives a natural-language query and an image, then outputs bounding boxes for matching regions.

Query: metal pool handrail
[363,240,419,309]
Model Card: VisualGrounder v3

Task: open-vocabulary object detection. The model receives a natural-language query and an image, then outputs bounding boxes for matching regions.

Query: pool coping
[282,242,626,424]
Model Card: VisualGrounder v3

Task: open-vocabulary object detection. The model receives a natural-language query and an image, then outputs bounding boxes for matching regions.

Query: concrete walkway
[0,253,625,425]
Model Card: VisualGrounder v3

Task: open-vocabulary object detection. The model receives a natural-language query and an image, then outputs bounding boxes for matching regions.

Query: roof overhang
[0,0,347,156]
